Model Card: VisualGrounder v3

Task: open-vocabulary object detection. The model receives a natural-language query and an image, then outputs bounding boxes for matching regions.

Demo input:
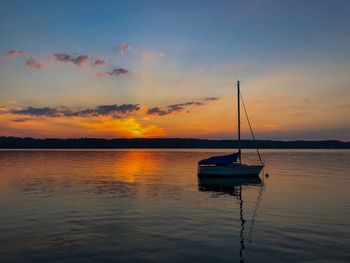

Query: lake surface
[0,149,349,262]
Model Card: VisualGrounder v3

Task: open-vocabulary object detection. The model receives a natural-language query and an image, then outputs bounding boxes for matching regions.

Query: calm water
[0,149,349,262]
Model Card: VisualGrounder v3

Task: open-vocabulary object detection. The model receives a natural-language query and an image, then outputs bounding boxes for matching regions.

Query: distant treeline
[0,136,349,149]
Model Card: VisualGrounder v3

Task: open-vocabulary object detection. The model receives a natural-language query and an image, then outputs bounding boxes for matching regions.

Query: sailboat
[198,81,264,177]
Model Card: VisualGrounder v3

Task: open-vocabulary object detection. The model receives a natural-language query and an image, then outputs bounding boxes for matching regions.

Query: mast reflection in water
[198,177,263,263]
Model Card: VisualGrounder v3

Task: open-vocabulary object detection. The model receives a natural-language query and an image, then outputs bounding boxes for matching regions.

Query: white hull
[198,164,263,177]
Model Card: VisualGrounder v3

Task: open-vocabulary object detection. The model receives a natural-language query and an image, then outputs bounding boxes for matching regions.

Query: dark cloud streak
[7,104,140,118]
[147,97,219,116]
[92,59,107,66]
[146,103,194,116]
[67,104,140,117]
[54,53,91,67]
[146,107,169,116]
[10,107,59,117]
[98,68,129,77]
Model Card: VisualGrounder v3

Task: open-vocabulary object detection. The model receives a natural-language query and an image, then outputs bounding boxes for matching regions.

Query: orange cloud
[26,58,45,69]
[4,50,25,57]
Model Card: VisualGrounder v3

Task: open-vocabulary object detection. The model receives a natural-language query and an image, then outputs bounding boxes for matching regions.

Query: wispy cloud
[118,44,131,55]
[167,101,203,112]
[92,58,107,67]
[26,58,45,69]
[263,124,280,130]
[4,49,127,75]
[54,53,91,67]
[204,97,219,101]
[12,117,32,122]
[146,102,197,116]
[146,97,219,116]
[4,50,25,57]
[98,68,129,77]
[24,52,107,69]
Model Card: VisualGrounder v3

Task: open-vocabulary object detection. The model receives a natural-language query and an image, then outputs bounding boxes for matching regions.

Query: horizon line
[1,136,349,143]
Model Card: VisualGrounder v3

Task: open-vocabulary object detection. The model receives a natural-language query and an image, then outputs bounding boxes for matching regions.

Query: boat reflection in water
[198,176,263,263]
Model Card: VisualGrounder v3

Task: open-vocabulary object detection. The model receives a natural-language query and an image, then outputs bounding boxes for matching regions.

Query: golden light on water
[111,151,158,183]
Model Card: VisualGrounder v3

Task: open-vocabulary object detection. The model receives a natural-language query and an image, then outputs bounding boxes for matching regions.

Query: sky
[0,0,349,140]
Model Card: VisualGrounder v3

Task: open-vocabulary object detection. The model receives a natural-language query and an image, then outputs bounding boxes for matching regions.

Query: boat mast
[237,80,241,164]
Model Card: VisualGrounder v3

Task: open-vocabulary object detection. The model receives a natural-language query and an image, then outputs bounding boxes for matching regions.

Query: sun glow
[76,117,166,138]
[0,113,166,138]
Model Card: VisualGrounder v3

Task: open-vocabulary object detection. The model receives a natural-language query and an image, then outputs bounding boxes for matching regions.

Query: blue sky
[2,0,349,63]
[0,0,350,139]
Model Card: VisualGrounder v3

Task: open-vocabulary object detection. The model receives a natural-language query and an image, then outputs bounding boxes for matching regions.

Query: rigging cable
[239,92,264,166]
[244,182,265,261]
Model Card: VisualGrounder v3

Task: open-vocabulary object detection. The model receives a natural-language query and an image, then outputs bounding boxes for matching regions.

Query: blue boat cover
[198,152,240,165]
